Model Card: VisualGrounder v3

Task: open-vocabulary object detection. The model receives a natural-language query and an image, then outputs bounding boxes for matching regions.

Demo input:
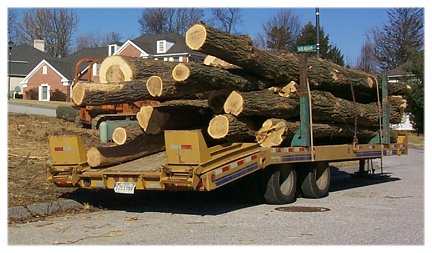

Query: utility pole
[316,8,320,58]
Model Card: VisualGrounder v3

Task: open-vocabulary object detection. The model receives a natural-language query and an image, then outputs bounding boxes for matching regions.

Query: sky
[9,7,390,67]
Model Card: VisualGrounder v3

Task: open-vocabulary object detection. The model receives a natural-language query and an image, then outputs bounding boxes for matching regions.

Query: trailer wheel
[299,162,330,198]
[263,165,297,204]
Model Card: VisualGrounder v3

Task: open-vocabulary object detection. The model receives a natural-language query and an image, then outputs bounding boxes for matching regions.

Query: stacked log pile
[73,23,409,168]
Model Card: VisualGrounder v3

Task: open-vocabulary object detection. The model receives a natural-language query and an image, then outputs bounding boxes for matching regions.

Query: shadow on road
[329,166,400,193]
[61,166,400,216]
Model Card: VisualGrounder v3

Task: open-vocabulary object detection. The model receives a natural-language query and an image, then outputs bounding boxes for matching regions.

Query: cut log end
[223,91,244,116]
[137,106,155,132]
[105,65,125,83]
[112,127,127,145]
[146,76,163,97]
[71,82,85,105]
[172,63,190,82]
[207,115,229,139]
[99,55,134,83]
[186,24,207,50]
[86,147,103,168]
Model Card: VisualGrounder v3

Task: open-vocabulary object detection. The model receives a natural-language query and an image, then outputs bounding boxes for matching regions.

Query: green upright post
[291,54,311,147]
[369,73,390,144]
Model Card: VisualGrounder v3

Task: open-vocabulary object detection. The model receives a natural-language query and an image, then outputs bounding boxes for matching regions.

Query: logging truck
[47,54,408,204]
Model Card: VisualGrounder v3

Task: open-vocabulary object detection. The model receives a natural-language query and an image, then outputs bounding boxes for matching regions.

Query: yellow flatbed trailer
[47,130,408,204]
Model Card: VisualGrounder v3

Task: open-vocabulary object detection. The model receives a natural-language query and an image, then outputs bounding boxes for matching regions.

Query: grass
[8,99,73,108]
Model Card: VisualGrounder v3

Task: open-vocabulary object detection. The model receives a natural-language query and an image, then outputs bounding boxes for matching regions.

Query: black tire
[299,162,330,198]
[263,165,297,204]
[238,171,265,204]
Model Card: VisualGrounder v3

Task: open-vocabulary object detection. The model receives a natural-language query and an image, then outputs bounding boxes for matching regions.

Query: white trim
[115,40,148,56]
[21,59,69,84]
[157,40,166,53]
[38,84,50,101]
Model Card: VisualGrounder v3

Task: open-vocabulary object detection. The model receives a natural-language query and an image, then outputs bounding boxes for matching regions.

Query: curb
[8,199,84,221]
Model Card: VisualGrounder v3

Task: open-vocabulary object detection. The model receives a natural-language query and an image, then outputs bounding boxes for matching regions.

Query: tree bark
[137,99,212,134]
[172,62,270,91]
[55,105,78,122]
[98,55,176,83]
[72,81,152,106]
[185,24,410,102]
[186,24,378,97]
[86,133,165,168]
[207,114,259,142]
[112,125,144,145]
[223,89,405,127]
[145,75,208,101]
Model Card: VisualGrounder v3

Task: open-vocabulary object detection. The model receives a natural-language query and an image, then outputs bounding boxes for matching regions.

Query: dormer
[157,40,174,54]
[108,44,119,56]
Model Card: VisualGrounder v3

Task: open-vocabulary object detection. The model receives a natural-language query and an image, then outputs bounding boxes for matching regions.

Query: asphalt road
[8,103,57,117]
[8,149,424,245]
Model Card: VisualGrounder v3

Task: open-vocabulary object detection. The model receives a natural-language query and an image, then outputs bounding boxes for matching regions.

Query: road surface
[8,103,56,117]
[8,149,424,245]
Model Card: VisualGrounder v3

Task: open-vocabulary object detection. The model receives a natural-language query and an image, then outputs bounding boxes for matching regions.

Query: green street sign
[297,44,317,53]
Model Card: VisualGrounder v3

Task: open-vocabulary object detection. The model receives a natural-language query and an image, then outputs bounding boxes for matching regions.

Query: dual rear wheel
[260,162,331,204]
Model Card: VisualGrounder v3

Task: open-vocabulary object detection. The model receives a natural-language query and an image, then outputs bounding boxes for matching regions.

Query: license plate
[114,182,136,194]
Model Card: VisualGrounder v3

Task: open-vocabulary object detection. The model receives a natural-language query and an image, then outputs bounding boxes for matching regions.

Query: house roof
[387,62,413,77]
[9,44,57,77]
[61,46,108,78]
[131,33,204,56]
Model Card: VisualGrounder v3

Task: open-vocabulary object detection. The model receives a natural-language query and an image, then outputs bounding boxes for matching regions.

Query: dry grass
[7,113,104,207]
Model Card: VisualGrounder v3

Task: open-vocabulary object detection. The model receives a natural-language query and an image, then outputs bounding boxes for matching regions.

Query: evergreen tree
[296,22,345,66]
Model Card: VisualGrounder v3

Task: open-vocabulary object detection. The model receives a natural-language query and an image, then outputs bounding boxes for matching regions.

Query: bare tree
[260,9,301,51]
[138,8,204,35]
[211,8,242,34]
[75,31,122,51]
[19,8,78,58]
[8,9,20,43]
[355,39,376,73]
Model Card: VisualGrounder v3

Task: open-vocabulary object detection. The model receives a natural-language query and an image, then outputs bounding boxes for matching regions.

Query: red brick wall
[118,44,142,57]
[23,63,69,101]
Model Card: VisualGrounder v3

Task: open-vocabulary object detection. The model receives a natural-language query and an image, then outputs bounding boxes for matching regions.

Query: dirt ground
[7,112,109,207]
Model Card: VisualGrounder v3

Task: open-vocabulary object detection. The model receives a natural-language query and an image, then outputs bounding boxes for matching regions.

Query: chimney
[33,39,45,52]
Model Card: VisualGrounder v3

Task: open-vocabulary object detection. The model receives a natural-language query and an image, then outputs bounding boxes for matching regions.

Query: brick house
[20,33,204,101]
[8,40,56,98]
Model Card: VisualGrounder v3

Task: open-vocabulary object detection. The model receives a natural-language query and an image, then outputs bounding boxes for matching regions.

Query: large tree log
[145,75,205,100]
[112,125,144,145]
[208,115,384,147]
[186,23,410,102]
[98,55,176,83]
[56,105,78,122]
[207,114,259,142]
[223,89,405,127]
[137,99,212,134]
[172,62,270,91]
[72,81,152,106]
[86,133,165,168]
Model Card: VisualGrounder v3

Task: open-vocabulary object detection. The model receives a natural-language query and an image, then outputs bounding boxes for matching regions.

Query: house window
[109,45,118,56]
[42,65,48,75]
[163,57,168,61]
[157,40,166,53]
[92,63,99,76]
[38,84,50,101]
[168,57,174,62]
[179,56,183,62]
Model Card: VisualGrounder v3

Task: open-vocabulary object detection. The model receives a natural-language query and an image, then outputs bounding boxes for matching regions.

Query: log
[207,114,258,142]
[203,55,239,69]
[112,125,144,145]
[186,24,410,102]
[86,133,165,168]
[255,119,381,147]
[72,81,151,106]
[207,89,232,113]
[172,62,270,91]
[55,105,78,122]
[145,75,206,100]
[98,55,176,83]
[223,89,405,127]
[137,99,212,134]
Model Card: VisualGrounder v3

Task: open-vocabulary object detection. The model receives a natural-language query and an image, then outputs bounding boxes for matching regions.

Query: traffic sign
[297,44,317,53]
